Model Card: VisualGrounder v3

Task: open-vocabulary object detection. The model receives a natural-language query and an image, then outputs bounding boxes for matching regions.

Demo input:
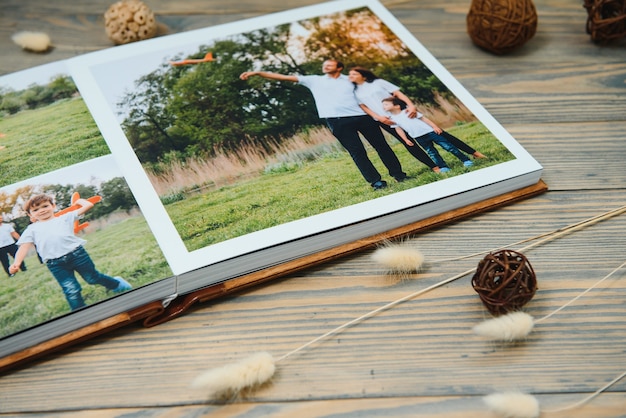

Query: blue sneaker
[439,167,451,173]
[112,277,132,293]
[463,160,474,167]
[372,180,387,190]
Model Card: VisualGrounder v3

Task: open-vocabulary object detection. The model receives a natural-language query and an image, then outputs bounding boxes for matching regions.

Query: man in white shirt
[240,59,408,190]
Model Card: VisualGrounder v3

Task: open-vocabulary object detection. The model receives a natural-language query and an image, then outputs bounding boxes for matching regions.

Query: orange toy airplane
[169,52,214,66]
[54,192,102,233]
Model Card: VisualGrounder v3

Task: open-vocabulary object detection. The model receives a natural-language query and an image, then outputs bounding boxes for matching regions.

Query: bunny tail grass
[11,31,52,52]
[191,351,276,399]
[371,244,424,273]
[483,391,540,418]
[473,311,535,341]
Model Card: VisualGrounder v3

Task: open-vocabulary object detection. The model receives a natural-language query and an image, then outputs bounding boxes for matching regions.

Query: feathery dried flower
[483,391,540,418]
[473,311,535,341]
[371,243,424,273]
[191,351,275,400]
[11,31,52,52]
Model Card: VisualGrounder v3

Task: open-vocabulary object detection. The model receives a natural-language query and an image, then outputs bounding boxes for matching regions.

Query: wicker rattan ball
[104,0,157,45]
[471,249,537,315]
[467,0,538,54]
[584,0,626,42]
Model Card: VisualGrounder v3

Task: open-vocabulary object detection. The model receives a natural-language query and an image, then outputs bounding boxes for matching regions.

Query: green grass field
[0,214,172,339]
[0,97,111,188]
[167,121,515,251]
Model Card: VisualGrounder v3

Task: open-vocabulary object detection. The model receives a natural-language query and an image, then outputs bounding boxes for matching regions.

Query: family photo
[103,6,514,253]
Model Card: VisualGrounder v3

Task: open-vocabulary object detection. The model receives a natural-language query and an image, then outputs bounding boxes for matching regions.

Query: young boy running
[10,194,131,311]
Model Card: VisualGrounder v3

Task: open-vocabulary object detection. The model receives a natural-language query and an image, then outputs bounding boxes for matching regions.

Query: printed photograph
[87,6,515,254]
[0,159,172,338]
[0,65,171,338]
[0,63,112,188]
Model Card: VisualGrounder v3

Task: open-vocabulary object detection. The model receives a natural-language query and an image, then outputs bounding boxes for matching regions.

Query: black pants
[440,131,476,155]
[325,115,405,185]
[0,243,26,276]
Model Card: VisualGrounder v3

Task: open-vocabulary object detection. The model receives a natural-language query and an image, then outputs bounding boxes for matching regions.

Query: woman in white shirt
[349,67,485,173]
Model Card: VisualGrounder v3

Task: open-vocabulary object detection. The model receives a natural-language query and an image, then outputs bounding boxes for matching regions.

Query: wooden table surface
[1,0,626,417]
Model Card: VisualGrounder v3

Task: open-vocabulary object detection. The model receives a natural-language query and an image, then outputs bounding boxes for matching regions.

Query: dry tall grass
[419,92,476,127]
[147,126,341,196]
[146,96,476,197]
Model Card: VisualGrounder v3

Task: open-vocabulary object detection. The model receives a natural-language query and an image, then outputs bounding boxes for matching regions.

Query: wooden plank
[510,121,626,191]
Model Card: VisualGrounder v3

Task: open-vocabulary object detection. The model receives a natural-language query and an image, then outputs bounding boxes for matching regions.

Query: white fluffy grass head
[190,351,276,400]
[473,311,535,341]
[371,243,425,274]
[11,31,52,52]
[483,391,540,418]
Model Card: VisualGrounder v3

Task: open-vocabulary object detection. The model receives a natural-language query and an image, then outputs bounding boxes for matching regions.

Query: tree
[99,177,137,214]
[0,92,23,115]
[119,66,179,163]
[119,29,321,164]
[0,75,77,115]
[299,8,410,68]
[48,75,78,101]
[42,184,76,211]
[0,190,17,216]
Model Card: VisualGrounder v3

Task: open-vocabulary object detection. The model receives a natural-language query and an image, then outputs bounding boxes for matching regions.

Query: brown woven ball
[584,0,626,42]
[471,249,537,315]
[104,0,157,45]
[466,0,538,54]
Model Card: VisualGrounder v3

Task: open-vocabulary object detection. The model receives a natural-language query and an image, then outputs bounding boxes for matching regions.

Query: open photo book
[0,0,545,371]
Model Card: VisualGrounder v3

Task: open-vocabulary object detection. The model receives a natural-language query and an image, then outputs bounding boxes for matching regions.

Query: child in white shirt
[381,96,474,171]
[10,194,131,311]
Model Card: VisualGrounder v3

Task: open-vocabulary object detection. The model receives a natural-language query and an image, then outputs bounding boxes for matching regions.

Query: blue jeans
[46,246,119,311]
[414,132,470,168]
[439,131,476,154]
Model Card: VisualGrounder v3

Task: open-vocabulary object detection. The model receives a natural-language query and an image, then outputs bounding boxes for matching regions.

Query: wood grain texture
[1,0,626,416]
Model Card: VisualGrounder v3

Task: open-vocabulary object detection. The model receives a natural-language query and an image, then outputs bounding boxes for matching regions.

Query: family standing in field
[240,59,486,190]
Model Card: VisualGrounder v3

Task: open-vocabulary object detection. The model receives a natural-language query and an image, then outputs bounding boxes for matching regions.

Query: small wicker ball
[471,249,537,315]
[584,0,626,42]
[104,0,157,45]
[467,0,538,54]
